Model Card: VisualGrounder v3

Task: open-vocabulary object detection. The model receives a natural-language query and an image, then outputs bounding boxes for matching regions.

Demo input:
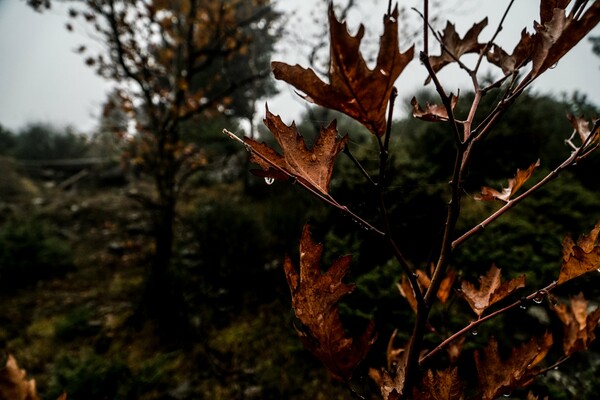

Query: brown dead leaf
[385,329,405,370]
[426,18,488,82]
[557,221,600,284]
[486,29,534,75]
[475,333,553,400]
[410,93,459,122]
[437,269,457,304]
[397,275,420,313]
[474,159,540,202]
[552,293,600,356]
[411,367,463,400]
[375,351,408,400]
[398,268,456,313]
[527,2,600,81]
[284,224,376,381]
[272,5,413,136]
[527,392,549,400]
[446,335,466,364]
[244,106,348,195]
[0,355,40,400]
[460,264,526,317]
[567,114,596,145]
[416,268,456,304]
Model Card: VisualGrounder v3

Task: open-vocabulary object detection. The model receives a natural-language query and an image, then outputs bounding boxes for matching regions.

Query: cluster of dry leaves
[285,222,600,399]
[225,0,600,398]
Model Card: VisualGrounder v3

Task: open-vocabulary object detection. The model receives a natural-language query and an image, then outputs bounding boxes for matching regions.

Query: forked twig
[420,281,558,365]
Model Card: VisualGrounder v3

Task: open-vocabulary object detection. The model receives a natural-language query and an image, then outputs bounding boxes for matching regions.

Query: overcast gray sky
[0,0,598,132]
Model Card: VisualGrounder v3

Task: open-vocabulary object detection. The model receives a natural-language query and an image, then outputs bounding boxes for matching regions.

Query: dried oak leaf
[397,274,420,313]
[474,159,540,202]
[398,268,456,313]
[0,355,40,400]
[272,5,413,136]
[527,2,600,81]
[552,292,600,356]
[371,350,408,400]
[460,264,526,317]
[410,93,459,122]
[567,114,598,145]
[426,18,488,82]
[244,106,348,195]
[527,392,549,400]
[446,335,466,364]
[411,367,463,400]
[486,29,535,75]
[285,224,376,381]
[557,221,600,284]
[475,333,553,400]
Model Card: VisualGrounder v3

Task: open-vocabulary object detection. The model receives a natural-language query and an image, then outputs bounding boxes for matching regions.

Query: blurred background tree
[29,0,282,322]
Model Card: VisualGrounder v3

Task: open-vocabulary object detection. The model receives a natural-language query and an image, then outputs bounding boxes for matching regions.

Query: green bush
[47,350,178,400]
[54,307,101,342]
[0,217,72,290]
[47,351,132,400]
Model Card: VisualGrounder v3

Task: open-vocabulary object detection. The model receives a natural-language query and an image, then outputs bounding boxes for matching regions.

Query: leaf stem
[343,145,376,187]
[423,0,429,54]
[419,281,558,365]
[419,52,463,145]
[452,132,597,249]
[473,0,515,74]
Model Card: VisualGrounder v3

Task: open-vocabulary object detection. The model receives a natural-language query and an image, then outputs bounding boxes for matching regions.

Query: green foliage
[0,217,72,290]
[46,350,177,400]
[12,123,89,160]
[203,301,350,400]
[47,350,132,400]
[54,307,101,342]
[0,124,16,155]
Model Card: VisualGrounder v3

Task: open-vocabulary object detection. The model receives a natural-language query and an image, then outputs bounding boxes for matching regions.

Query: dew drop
[533,290,547,304]
[264,177,274,185]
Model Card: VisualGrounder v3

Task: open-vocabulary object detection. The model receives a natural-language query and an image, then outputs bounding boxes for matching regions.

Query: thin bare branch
[420,281,558,365]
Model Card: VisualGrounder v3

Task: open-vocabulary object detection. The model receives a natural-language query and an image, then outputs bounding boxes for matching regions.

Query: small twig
[343,145,376,187]
[420,52,463,145]
[384,87,397,156]
[378,87,398,186]
[474,0,515,74]
[423,0,429,54]
[420,281,558,365]
[222,129,385,236]
[373,86,423,308]
[452,142,589,249]
[481,72,514,94]
[538,356,572,376]
[411,8,472,74]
